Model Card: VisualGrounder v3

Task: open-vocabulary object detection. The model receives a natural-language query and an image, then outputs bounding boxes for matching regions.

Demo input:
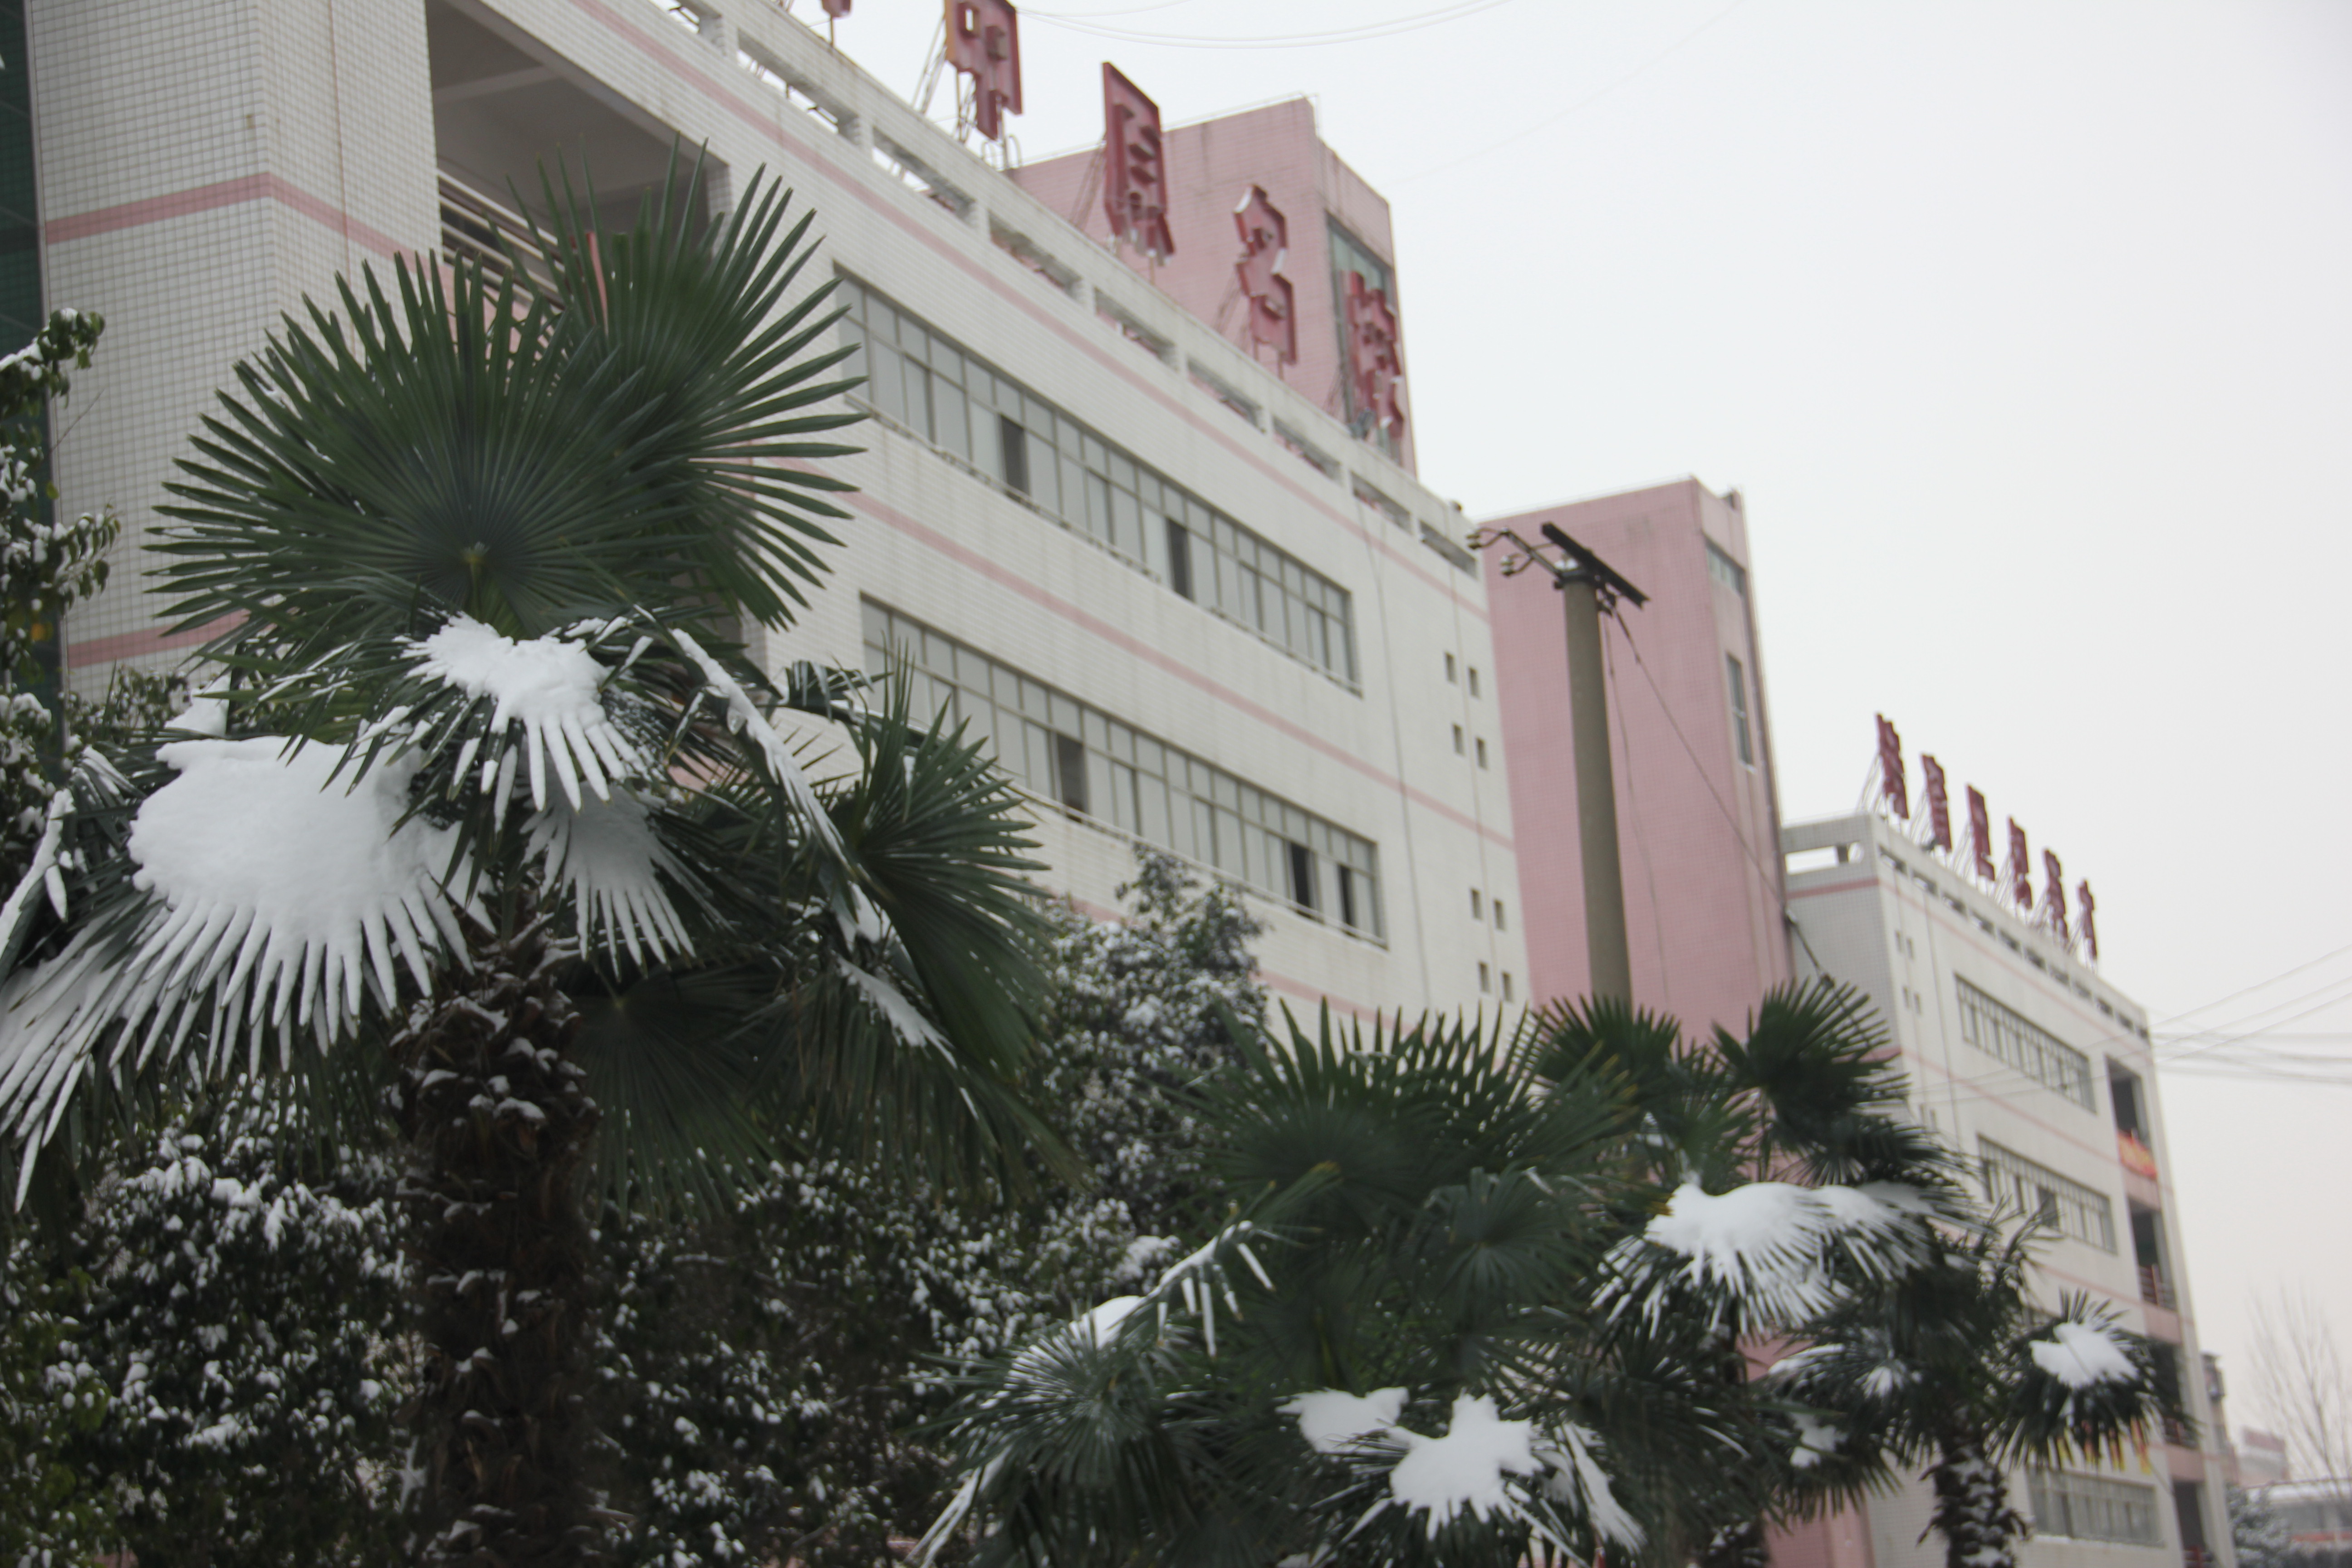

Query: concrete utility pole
[1477,523,1648,1004]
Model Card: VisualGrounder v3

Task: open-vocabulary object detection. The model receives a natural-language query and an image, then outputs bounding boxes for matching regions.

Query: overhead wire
[1029,0,1519,49]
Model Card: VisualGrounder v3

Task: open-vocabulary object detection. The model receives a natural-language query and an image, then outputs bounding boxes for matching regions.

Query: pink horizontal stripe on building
[46,172,406,259]
[67,614,241,668]
[850,486,1513,855]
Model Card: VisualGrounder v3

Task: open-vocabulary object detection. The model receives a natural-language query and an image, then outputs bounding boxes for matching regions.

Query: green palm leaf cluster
[924,980,2180,1568]
[0,154,1066,1562]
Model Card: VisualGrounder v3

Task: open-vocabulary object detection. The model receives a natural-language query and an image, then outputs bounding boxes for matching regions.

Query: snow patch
[527,790,693,966]
[1386,1395,1544,1535]
[409,615,642,811]
[2029,1320,2136,1390]
[1630,1178,1918,1323]
[1283,1387,1407,1455]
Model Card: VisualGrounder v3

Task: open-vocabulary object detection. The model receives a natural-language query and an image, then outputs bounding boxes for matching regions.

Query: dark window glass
[1166,520,1194,599]
[1000,416,1030,495]
[1054,733,1088,813]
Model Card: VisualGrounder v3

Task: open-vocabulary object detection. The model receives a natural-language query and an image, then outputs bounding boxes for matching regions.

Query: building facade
[21,0,1526,1018]
[1782,806,2235,1568]
[1482,477,1794,1035]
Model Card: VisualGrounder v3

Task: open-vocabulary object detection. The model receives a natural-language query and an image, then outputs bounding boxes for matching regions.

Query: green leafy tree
[591,850,1268,1565]
[54,1089,408,1567]
[0,160,1058,1566]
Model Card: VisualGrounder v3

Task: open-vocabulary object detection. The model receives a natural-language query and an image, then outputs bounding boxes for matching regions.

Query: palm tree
[0,159,1062,1563]
[916,997,1895,1568]
[1544,985,2180,1568]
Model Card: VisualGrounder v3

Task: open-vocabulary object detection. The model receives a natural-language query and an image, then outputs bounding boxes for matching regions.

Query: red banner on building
[2043,850,2069,943]
[1233,185,1296,364]
[1876,715,1907,821]
[2007,819,2033,910]
[946,0,1022,142]
[1921,754,1952,851]
[1968,788,1994,881]
[1102,64,1174,259]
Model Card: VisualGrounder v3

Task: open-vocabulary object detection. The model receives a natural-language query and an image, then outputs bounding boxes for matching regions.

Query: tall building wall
[30,0,437,673]
[1482,478,1792,1035]
[1784,809,2234,1568]
[24,0,1517,1018]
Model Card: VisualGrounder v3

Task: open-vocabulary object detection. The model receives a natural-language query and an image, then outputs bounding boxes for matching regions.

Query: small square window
[1452,724,1465,755]
[1470,889,1483,920]
[1445,653,1458,683]
[1468,667,1481,698]
[1475,738,1489,769]
[1478,962,1491,994]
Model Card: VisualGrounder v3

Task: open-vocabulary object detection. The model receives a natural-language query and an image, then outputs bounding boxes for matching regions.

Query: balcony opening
[2111,1062,2157,1177]
[428,0,717,277]
[2172,1481,2211,1568]
[2131,1204,2174,1309]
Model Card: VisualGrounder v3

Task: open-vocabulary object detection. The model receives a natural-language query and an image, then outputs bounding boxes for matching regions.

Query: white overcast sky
[815,0,2352,1440]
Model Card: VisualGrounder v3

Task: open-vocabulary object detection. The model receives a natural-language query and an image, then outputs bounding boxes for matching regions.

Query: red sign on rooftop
[1233,185,1296,365]
[947,0,1022,142]
[1102,64,1174,260]
[1876,715,1907,821]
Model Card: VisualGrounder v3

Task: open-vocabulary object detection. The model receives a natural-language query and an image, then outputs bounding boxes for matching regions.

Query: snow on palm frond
[525,789,693,967]
[833,955,948,1055]
[407,614,644,811]
[2027,1320,2136,1390]
[1285,1387,1408,1454]
[1277,1390,1646,1552]
[671,627,842,859]
[1610,1178,1929,1327]
[0,738,468,1157]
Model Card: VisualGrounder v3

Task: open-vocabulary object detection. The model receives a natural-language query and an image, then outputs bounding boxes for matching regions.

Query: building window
[1478,962,1491,994]
[1470,890,1483,921]
[864,600,1384,938]
[1705,539,1748,598]
[2027,1471,2160,1545]
[1501,972,1514,1003]
[1725,653,1754,766]
[1452,724,1465,755]
[1445,652,1457,683]
[1467,667,1480,697]
[837,274,1359,686]
[1493,901,1506,931]
[1475,738,1489,769]
[1957,979,2094,1108]
[1980,1139,2116,1251]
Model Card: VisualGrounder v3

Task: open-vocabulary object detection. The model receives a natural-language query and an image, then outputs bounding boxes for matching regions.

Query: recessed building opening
[427,0,718,274]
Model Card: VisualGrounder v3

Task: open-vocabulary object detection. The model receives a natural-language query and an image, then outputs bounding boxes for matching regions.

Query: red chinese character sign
[2077,882,2098,961]
[1344,272,1405,442]
[1921,754,1952,851]
[2043,850,2069,944]
[1876,715,1907,821]
[1102,64,1174,260]
[822,0,852,16]
[2006,820,2033,911]
[946,0,1022,142]
[1968,788,1994,881]
[1233,185,1295,365]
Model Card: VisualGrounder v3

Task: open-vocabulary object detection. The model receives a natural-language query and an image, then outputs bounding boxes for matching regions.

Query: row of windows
[2027,1470,2161,1545]
[1442,652,1481,696]
[1478,963,1514,1002]
[1957,978,2095,1108]
[834,275,1361,686]
[862,602,1385,938]
[1980,1139,2116,1252]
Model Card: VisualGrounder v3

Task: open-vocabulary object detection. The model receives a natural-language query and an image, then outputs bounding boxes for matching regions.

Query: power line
[2151,937,2352,1026]
[1030,0,1519,50]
